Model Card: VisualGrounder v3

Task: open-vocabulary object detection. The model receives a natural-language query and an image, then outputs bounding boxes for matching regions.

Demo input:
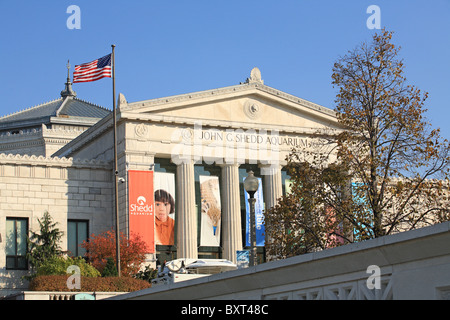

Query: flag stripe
[73,73,111,83]
[73,54,112,83]
[74,64,103,73]
[73,72,111,82]
[73,67,111,78]
[75,61,97,70]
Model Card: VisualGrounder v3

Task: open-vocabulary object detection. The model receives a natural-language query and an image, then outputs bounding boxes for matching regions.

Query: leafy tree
[265,29,450,260]
[27,211,63,270]
[81,230,148,277]
[332,29,450,236]
[265,157,352,259]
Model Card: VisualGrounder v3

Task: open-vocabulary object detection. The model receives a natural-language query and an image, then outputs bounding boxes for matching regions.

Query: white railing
[110,222,450,300]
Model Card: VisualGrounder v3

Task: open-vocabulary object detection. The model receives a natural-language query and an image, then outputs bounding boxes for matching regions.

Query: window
[67,220,88,257]
[6,218,28,270]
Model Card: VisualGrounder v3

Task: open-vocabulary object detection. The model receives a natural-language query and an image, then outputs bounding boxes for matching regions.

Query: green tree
[101,257,118,277]
[27,211,63,270]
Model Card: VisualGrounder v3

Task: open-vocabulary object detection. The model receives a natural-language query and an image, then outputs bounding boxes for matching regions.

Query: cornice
[0,126,86,140]
[0,153,111,169]
[0,139,44,151]
[0,129,43,140]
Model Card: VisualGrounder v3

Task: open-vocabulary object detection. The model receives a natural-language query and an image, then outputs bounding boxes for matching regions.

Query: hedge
[29,275,152,292]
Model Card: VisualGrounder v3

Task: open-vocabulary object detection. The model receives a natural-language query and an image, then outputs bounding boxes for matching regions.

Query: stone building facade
[0,155,113,295]
[0,68,343,296]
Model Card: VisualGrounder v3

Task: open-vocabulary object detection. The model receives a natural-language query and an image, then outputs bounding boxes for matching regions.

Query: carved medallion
[181,128,193,142]
[135,123,148,138]
[244,100,262,120]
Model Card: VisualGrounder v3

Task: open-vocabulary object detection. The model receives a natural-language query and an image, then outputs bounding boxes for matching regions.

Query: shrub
[28,275,151,292]
[36,256,100,278]
[133,265,158,283]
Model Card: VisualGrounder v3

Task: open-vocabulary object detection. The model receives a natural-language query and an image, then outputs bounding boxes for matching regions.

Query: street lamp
[243,170,259,267]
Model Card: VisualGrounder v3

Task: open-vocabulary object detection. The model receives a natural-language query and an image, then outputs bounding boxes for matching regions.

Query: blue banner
[244,177,265,247]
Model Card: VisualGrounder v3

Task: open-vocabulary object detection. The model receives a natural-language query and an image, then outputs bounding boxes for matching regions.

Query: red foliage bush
[80,229,149,277]
[29,275,151,292]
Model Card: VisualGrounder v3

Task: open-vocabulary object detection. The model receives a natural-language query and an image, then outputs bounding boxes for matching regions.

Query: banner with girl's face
[128,171,176,252]
[153,172,176,246]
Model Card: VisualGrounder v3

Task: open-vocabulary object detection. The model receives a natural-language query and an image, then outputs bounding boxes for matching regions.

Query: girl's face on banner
[155,201,171,222]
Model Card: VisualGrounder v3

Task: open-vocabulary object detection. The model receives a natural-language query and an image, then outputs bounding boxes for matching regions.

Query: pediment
[119,83,342,133]
[54,82,342,161]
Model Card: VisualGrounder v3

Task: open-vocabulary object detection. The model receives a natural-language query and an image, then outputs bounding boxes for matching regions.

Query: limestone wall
[0,154,113,296]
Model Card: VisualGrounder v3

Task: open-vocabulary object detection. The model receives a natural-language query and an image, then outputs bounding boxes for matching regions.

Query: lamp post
[243,170,259,267]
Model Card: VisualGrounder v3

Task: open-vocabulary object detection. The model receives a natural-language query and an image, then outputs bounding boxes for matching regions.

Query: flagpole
[112,44,121,277]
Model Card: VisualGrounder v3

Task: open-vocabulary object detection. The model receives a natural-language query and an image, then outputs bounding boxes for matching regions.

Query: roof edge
[123,82,336,118]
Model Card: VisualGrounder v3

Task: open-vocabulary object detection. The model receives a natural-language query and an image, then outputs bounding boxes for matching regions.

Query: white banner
[199,175,221,247]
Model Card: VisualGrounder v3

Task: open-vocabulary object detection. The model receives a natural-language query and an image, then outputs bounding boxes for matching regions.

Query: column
[220,163,242,264]
[260,164,283,211]
[176,160,197,259]
[260,163,283,260]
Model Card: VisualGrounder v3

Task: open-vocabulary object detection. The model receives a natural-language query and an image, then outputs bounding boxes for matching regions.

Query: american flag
[73,54,112,83]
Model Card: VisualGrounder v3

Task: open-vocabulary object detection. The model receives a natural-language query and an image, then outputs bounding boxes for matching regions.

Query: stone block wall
[0,154,113,297]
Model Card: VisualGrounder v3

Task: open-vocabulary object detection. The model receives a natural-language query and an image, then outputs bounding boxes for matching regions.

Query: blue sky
[1,1,449,139]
